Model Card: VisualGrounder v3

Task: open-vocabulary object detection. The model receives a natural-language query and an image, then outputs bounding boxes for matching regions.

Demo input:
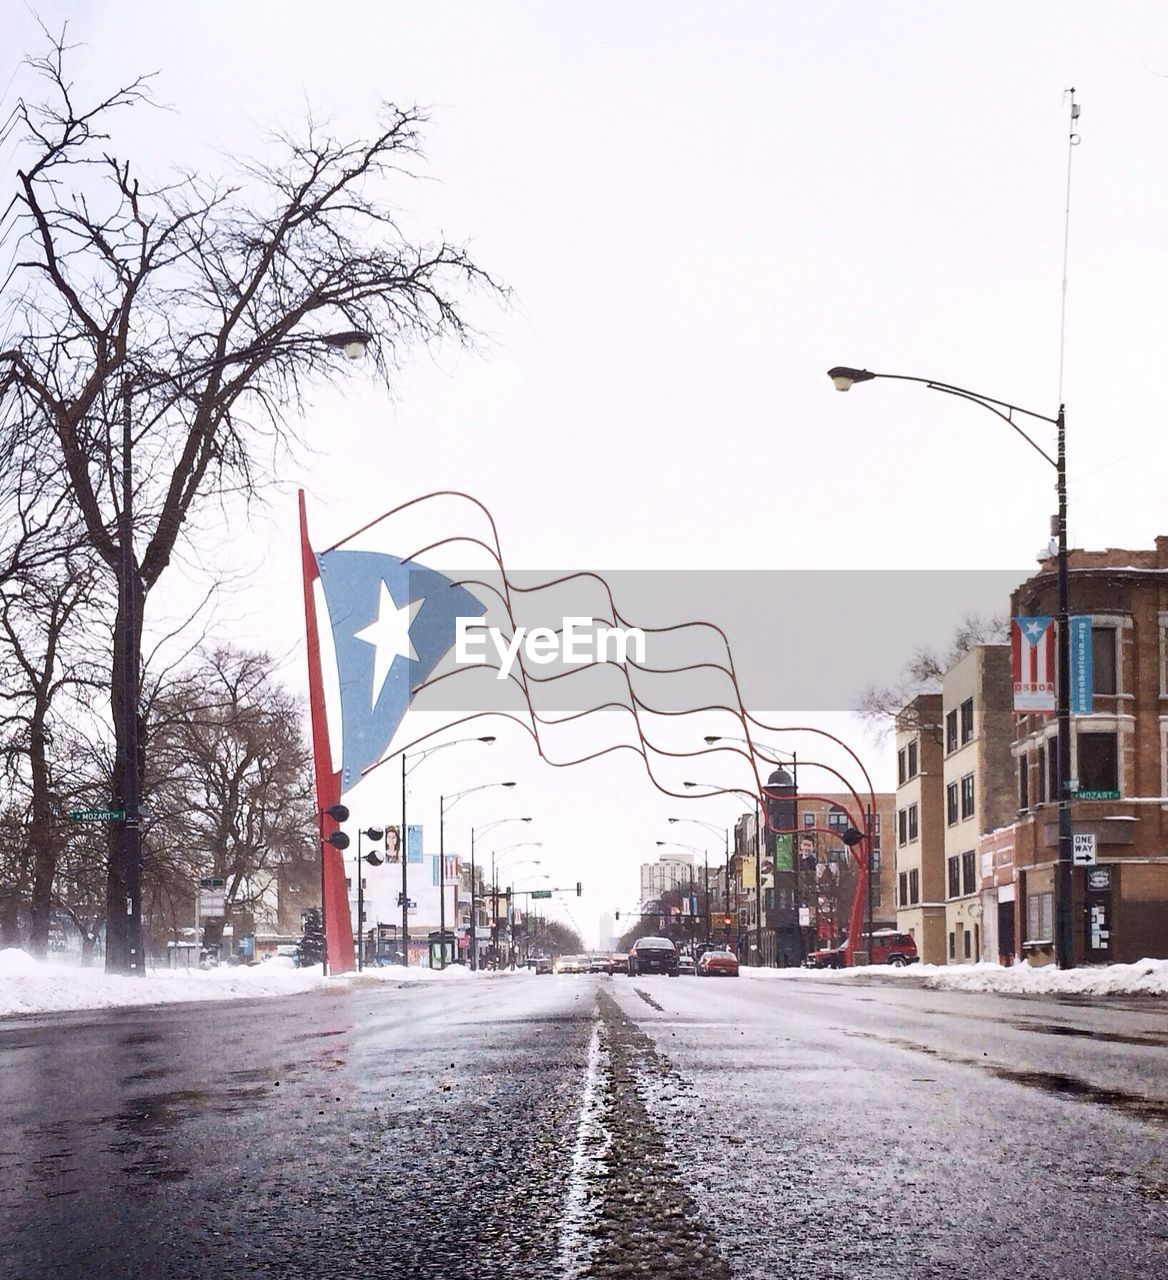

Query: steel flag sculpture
[299,492,484,972]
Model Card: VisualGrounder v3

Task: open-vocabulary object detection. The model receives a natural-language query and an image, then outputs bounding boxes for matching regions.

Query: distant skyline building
[598,911,616,950]
[640,852,695,906]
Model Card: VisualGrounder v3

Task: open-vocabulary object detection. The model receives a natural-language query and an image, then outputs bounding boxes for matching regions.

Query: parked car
[627,936,679,976]
[865,930,919,966]
[678,952,697,975]
[535,956,554,975]
[804,945,846,969]
[697,947,739,977]
[804,931,919,969]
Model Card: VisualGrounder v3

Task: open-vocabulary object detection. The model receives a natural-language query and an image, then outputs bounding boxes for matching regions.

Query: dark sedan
[627,936,679,976]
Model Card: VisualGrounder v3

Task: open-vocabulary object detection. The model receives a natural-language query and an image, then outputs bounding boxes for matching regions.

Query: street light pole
[438,781,517,970]
[827,366,1074,968]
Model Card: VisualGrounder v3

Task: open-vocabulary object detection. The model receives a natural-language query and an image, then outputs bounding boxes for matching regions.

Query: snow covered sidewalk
[0,948,497,1019]
[739,957,1168,997]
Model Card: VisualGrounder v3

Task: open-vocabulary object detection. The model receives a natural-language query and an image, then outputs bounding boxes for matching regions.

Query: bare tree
[855,612,1008,737]
[144,646,316,952]
[0,33,502,968]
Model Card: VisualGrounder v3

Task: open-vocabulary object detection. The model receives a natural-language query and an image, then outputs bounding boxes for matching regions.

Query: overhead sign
[1072,833,1097,865]
[1011,616,1056,712]
[68,808,125,822]
[530,889,552,900]
[199,875,226,890]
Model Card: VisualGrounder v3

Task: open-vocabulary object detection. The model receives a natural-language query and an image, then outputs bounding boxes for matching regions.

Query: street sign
[1072,833,1097,865]
[198,891,226,918]
[68,808,125,821]
[1077,789,1120,801]
[530,889,552,899]
[1086,866,1112,892]
[199,875,226,890]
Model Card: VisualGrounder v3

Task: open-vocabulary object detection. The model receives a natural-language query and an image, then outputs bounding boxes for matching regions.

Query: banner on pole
[406,824,423,863]
[1011,616,1056,712]
[1069,616,1093,715]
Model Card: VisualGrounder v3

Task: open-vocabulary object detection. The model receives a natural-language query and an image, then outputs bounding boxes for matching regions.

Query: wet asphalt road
[1,972,1166,1279]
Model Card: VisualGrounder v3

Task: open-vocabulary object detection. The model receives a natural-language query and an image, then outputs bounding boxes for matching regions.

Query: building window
[827,809,848,831]
[898,809,907,846]
[947,856,960,899]
[897,748,907,786]
[872,814,881,833]
[949,931,956,960]
[1037,742,1047,804]
[963,929,972,959]
[960,773,975,820]
[946,781,959,826]
[1078,731,1119,794]
[1018,755,1029,810]
[907,740,918,779]
[908,803,919,842]
[1048,732,1060,801]
[803,812,815,828]
[946,709,958,754]
[1093,626,1117,697]
[870,846,881,871]
[960,697,974,745]
[961,850,976,896]
[909,868,920,904]
[898,871,908,907]
[1026,890,1054,943]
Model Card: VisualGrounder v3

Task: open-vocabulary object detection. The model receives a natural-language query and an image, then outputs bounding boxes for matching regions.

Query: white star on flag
[354,581,422,709]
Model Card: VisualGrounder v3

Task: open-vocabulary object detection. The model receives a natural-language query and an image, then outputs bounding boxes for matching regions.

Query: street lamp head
[479,736,497,743]
[503,781,517,788]
[321,329,373,360]
[683,781,699,789]
[703,736,721,745]
[363,852,384,866]
[827,366,876,392]
[363,827,384,841]
[668,817,680,824]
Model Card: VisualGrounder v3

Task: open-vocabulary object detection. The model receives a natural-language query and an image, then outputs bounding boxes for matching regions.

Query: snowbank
[740,957,1168,997]
[0,949,504,1019]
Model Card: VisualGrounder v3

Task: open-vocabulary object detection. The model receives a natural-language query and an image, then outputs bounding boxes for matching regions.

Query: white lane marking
[557,1014,610,1279]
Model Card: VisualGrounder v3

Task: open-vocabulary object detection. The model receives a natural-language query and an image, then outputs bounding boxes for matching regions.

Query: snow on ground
[0,948,506,1019]
[739,957,1168,997]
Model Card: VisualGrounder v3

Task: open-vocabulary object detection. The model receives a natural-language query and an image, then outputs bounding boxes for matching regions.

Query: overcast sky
[6,3,1168,946]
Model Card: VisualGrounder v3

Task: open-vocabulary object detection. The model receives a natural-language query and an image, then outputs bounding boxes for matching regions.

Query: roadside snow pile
[0,949,519,1018]
[740,957,1168,997]
[0,948,326,1017]
[912,958,1168,997]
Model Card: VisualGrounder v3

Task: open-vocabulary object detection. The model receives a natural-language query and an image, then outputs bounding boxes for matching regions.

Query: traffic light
[576,881,582,897]
[615,911,620,921]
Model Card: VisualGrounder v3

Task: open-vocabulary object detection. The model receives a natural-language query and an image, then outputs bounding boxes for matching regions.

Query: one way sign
[1073,833,1097,865]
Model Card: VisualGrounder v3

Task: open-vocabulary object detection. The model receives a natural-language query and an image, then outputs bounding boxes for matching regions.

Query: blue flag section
[315,550,486,793]
[406,824,423,864]
[1070,615,1094,715]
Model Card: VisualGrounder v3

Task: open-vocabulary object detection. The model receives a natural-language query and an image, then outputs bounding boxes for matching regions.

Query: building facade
[894,693,947,964]
[940,645,1014,964]
[1006,539,1168,964]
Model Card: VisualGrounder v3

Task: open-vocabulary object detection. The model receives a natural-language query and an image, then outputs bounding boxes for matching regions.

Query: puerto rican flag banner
[1012,616,1056,712]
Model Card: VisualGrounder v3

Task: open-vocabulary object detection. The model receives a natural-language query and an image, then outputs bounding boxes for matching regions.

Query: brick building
[1006,538,1168,964]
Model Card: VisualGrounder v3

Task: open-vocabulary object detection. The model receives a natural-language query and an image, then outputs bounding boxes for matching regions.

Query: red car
[697,948,739,977]
[804,930,919,969]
